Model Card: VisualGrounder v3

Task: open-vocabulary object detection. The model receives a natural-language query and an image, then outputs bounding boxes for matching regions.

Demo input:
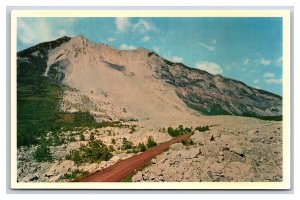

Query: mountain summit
[17,36,282,123]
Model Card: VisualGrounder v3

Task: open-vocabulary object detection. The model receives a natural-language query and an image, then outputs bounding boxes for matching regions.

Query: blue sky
[17,17,283,95]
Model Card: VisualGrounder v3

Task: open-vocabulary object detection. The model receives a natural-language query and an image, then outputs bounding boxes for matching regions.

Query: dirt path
[79,133,192,182]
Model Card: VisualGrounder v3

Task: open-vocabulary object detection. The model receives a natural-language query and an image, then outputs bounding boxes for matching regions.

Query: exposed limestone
[169,143,184,151]
[132,120,282,182]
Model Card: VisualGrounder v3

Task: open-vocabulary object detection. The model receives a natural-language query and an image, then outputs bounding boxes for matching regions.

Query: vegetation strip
[78,133,193,182]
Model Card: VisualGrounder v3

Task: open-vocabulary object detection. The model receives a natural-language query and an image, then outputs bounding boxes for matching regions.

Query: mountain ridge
[18,35,282,99]
[17,35,282,122]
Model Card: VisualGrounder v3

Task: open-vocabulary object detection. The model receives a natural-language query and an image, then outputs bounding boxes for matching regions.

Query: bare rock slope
[17,36,282,123]
[132,116,282,182]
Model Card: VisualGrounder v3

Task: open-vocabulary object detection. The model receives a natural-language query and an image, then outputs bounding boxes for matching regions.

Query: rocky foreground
[17,116,282,182]
[132,117,282,182]
[17,125,170,182]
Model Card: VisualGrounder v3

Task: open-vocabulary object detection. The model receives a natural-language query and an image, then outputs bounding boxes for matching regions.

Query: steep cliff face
[154,59,282,117]
[17,35,282,122]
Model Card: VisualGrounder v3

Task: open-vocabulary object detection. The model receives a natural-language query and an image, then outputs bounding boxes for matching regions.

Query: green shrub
[107,130,112,136]
[111,138,116,144]
[129,125,137,134]
[195,125,210,132]
[61,169,89,181]
[65,139,113,164]
[138,142,147,152]
[146,136,157,148]
[68,136,76,142]
[33,138,53,162]
[167,125,192,137]
[17,124,39,147]
[51,132,63,146]
[121,174,133,182]
[89,132,95,141]
[108,145,115,152]
[80,133,85,141]
[182,139,195,146]
[121,138,133,150]
[65,149,82,164]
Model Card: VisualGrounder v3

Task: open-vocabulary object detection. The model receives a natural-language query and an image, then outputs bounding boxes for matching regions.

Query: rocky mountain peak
[17,36,282,121]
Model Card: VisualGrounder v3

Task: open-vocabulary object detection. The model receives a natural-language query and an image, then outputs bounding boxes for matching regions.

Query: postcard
[11,9,291,189]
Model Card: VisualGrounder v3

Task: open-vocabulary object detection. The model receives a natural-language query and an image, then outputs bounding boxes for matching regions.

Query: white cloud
[260,58,272,66]
[199,42,215,52]
[57,30,67,37]
[263,73,275,78]
[133,19,156,33]
[253,79,260,84]
[107,37,116,42]
[243,58,250,65]
[264,72,281,84]
[265,78,282,84]
[115,18,156,34]
[142,35,150,42]
[195,61,223,75]
[119,44,137,50]
[115,17,132,32]
[275,56,282,66]
[17,18,75,46]
[18,18,52,45]
[254,85,261,89]
[170,56,183,63]
[199,39,217,52]
[153,46,160,53]
[164,52,183,63]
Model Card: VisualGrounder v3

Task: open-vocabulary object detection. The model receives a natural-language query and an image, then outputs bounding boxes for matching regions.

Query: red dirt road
[79,133,192,182]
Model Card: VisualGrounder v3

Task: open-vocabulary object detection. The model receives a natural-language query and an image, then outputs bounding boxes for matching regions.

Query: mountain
[17,35,282,125]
